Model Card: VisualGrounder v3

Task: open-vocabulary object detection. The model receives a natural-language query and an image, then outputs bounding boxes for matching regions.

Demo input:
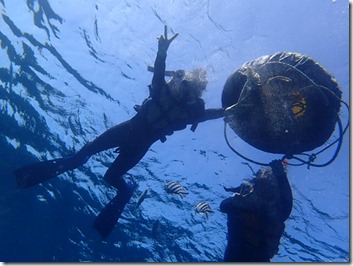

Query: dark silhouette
[14,26,224,238]
[220,160,293,262]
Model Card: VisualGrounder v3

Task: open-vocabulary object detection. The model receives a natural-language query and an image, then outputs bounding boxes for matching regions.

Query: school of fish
[135,181,213,219]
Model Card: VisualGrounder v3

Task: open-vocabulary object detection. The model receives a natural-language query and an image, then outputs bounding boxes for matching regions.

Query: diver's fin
[14,157,74,189]
[93,184,136,239]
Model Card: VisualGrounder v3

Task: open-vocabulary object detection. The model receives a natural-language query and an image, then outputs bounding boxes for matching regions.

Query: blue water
[0,0,349,262]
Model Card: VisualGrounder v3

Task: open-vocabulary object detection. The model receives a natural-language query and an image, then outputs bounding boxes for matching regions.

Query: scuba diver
[220,160,293,262]
[14,26,225,238]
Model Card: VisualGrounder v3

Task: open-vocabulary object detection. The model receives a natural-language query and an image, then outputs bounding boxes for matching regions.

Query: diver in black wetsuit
[14,26,225,238]
[220,160,293,262]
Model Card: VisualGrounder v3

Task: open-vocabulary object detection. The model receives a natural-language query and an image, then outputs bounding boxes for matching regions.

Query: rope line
[224,100,349,168]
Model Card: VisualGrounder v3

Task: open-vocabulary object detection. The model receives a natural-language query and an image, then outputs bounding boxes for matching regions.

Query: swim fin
[14,157,75,189]
[93,182,136,239]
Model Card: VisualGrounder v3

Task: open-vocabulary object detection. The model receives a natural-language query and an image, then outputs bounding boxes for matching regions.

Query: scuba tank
[222,52,345,161]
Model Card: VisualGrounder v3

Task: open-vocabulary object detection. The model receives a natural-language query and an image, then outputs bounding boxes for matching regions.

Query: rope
[224,100,349,168]
[223,122,270,166]
[285,114,345,168]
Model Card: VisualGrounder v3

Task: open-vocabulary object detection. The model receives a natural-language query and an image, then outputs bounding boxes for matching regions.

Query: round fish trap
[222,52,342,156]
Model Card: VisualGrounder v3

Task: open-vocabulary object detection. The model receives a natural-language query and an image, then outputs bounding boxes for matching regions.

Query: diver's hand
[158,25,178,55]
[269,159,286,177]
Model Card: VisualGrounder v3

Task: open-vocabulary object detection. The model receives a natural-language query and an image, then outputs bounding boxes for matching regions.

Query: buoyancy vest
[138,94,205,140]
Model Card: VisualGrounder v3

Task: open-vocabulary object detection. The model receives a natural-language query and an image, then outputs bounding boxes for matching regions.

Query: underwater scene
[0,0,349,262]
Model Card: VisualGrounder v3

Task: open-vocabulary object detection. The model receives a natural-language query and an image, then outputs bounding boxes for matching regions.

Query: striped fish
[164,181,189,198]
[194,201,214,219]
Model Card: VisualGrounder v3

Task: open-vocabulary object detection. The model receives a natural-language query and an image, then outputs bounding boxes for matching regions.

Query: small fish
[164,181,188,198]
[194,201,214,219]
[135,189,148,209]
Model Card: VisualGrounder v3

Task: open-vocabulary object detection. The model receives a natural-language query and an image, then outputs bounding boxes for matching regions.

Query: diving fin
[14,157,75,189]
[93,183,136,239]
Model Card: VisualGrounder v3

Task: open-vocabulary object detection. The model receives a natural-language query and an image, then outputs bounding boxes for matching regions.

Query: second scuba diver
[220,160,293,262]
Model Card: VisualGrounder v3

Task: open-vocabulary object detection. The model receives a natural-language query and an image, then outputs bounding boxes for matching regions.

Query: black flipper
[93,183,136,239]
[14,157,75,189]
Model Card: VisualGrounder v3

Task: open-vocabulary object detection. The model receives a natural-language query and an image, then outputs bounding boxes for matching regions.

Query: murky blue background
[0,0,349,262]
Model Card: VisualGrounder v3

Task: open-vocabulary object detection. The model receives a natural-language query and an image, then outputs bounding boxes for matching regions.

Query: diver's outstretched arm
[151,25,178,98]
[269,160,293,221]
[223,185,242,193]
[190,108,225,131]
[198,108,225,122]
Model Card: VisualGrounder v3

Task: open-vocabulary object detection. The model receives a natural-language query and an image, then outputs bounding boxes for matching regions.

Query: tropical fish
[194,201,214,219]
[164,181,188,198]
[134,189,148,209]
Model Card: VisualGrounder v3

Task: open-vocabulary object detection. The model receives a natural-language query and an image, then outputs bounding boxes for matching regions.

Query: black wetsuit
[220,160,293,262]
[68,50,224,191]
[14,32,224,239]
